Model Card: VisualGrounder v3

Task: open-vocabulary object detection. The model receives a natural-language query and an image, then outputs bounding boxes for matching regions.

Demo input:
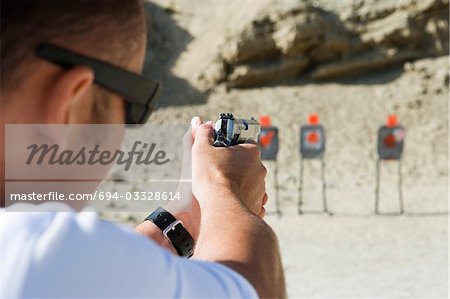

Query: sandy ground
[102,1,448,297]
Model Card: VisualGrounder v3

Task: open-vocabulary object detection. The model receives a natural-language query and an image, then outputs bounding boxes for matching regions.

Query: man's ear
[43,66,94,123]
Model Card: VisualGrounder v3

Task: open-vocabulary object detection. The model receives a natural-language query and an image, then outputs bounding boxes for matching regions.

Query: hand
[135,117,204,248]
[191,121,267,217]
[164,117,203,240]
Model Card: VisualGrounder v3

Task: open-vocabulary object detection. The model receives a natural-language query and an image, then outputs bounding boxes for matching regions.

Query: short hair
[1,0,145,93]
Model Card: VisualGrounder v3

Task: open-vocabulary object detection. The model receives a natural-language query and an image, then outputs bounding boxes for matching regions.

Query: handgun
[213,113,261,147]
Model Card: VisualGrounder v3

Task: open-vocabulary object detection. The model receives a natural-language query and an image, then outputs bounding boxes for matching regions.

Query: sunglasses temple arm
[36,43,160,106]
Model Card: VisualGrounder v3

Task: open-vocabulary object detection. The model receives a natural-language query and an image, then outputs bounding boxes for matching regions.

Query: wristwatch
[145,207,195,258]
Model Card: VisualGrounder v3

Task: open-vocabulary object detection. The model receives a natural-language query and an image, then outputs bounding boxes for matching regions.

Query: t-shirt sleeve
[17,211,258,298]
[172,257,259,298]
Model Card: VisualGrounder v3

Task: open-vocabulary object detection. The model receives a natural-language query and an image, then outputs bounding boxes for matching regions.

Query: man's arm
[133,201,200,255]
[191,123,286,298]
[195,195,285,298]
[134,219,176,254]
[135,118,285,297]
[134,117,203,251]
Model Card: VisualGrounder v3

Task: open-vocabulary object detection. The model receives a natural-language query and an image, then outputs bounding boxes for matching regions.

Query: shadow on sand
[142,2,207,108]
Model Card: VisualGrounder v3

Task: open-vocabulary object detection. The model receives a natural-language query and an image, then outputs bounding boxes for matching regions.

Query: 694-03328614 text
[97,191,182,201]
[8,191,182,201]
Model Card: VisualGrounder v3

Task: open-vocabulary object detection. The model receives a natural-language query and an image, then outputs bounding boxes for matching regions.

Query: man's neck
[1,122,4,207]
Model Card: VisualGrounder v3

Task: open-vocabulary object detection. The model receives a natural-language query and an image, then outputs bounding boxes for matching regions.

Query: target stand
[258,116,281,216]
[374,115,405,215]
[298,114,330,215]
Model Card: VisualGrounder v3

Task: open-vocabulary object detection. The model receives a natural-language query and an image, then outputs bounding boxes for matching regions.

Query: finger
[237,142,259,150]
[193,123,215,146]
[183,116,202,148]
[180,117,204,180]
[190,116,203,140]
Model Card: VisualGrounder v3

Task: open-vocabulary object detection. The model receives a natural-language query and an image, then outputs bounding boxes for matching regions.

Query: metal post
[375,159,404,215]
[274,161,281,216]
[398,160,404,214]
[375,159,380,214]
[321,158,329,215]
[298,158,304,214]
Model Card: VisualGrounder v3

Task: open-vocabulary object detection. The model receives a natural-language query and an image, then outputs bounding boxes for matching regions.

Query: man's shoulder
[1,205,157,255]
[1,207,257,298]
[2,206,124,240]
[1,206,167,297]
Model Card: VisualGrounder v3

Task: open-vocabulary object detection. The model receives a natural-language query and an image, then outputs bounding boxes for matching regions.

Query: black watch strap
[145,207,194,258]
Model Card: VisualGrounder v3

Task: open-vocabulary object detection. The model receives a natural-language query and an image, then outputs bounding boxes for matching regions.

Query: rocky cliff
[209,0,449,88]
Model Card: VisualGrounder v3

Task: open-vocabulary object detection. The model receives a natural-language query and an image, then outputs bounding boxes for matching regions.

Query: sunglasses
[36,43,161,125]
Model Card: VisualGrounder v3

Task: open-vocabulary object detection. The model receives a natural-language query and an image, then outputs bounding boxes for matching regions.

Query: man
[0,1,285,298]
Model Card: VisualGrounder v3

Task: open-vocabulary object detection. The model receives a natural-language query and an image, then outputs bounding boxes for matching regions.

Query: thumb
[182,116,203,149]
[190,116,203,140]
[193,122,215,146]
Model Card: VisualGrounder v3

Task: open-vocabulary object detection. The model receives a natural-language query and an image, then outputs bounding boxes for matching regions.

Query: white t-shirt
[0,205,257,298]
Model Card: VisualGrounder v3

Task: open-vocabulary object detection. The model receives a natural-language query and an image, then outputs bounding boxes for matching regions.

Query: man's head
[0,0,147,207]
[1,0,146,124]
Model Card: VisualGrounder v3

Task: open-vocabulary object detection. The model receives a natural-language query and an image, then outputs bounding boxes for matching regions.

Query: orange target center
[383,134,396,148]
[260,131,275,148]
[307,132,319,144]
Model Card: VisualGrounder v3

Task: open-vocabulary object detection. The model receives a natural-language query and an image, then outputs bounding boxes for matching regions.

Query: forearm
[194,195,286,298]
[134,220,177,254]
[134,199,200,254]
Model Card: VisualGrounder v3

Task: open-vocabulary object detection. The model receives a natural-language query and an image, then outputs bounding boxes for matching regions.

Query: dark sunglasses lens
[125,103,152,125]
[125,85,160,125]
